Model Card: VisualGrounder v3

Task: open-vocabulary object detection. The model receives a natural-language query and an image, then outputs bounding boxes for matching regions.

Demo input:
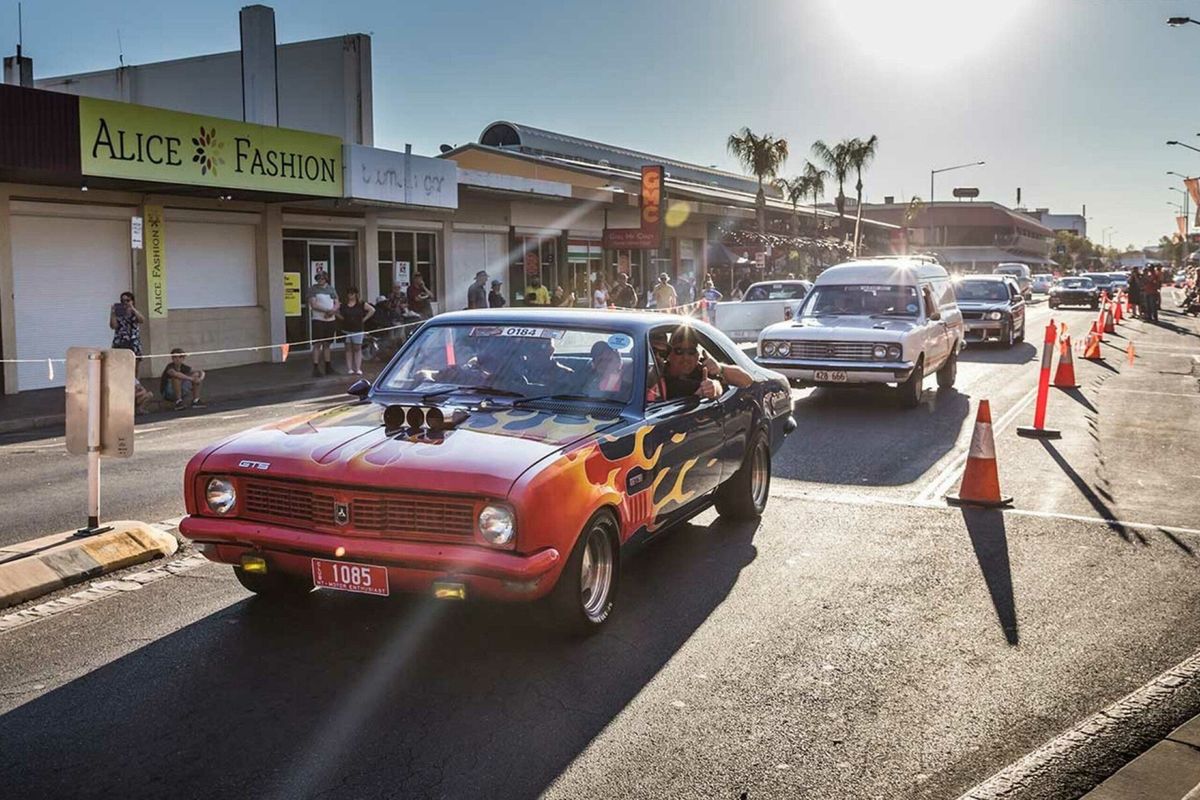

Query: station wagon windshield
[377,324,636,403]
[954,281,1010,302]
[1059,278,1094,289]
[800,284,919,317]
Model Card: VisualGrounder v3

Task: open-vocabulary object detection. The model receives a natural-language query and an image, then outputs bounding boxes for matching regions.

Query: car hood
[199,401,621,497]
[765,314,916,340]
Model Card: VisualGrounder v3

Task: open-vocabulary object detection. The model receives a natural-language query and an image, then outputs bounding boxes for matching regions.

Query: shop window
[378,230,438,301]
[510,235,559,304]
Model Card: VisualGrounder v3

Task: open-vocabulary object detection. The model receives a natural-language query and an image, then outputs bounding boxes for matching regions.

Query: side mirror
[347,378,371,399]
[927,307,941,321]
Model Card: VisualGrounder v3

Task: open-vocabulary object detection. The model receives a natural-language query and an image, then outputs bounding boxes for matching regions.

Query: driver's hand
[695,378,720,399]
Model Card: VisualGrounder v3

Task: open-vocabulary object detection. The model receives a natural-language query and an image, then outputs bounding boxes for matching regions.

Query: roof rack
[856,254,942,264]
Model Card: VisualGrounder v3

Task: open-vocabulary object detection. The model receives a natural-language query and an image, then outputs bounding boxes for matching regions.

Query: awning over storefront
[931,246,1054,266]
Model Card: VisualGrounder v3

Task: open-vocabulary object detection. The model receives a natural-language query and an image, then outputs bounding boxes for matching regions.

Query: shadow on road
[958,342,1038,366]
[960,508,1018,646]
[774,386,970,486]
[1057,387,1097,414]
[1037,440,1143,545]
[0,516,759,800]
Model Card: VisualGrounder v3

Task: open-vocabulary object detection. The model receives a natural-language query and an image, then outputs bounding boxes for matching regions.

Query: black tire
[936,347,957,389]
[1003,322,1016,348]
[1015,322,1025,343]
[715,430,771,520]
[234,566,312,599]
[545,511,619,635]
[897,357,924,408]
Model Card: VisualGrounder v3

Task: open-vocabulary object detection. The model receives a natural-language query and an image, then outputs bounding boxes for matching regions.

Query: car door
[694,330,755,481]
[643,330,724,527]
[1007,280,1025,334]
[921,284,948,372]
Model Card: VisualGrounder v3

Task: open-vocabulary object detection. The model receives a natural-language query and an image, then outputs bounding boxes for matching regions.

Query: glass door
[283,239,358,350]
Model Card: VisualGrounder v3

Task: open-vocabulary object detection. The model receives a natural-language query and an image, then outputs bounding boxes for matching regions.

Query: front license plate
[814,370,848,382]
[311,558,389,596]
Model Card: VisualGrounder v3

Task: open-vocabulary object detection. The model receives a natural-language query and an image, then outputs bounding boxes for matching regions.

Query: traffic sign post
[66,348,135,536]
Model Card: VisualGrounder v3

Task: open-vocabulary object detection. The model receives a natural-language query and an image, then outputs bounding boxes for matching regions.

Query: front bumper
[963,319,1006,341]
[180,515,562,601]
[1048,294,1097,307]
[754,357,914,385]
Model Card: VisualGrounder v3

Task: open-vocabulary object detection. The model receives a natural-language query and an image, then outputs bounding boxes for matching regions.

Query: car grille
[242,479,476,540]
[783,341,877,361]
[961,311,985,320]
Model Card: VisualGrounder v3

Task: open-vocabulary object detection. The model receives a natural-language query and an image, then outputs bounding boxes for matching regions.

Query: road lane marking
[913,385,1039,505]
[219,413,252,420]
[1105,389,1199,399]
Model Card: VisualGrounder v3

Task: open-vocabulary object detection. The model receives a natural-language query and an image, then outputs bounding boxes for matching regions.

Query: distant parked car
[712,280,812,342]
[1031,273,1053,294]
[994,263,1032,299]
[1081,272,1115,295]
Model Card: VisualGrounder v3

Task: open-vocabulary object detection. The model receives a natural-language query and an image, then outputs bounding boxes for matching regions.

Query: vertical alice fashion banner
[145,205,167,319]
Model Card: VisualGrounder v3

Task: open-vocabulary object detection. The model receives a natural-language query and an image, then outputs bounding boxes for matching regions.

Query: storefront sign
[394,261,411,283]
[602,165,664,249]
[80,97,343,197]
[344,144,458,209]
[145,205,167,319]
[130,216,143,250]
[755,252,766,270]
[283,272,302,317]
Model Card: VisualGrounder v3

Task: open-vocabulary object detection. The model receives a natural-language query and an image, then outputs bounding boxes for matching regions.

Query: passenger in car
[578,341,627,395]
[658,327,753,400]
[517,336,576,392]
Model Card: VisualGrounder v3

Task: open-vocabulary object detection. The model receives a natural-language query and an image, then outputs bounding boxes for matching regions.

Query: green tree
[802,160,829,231]
[847,135,880,256]
[727,128,789,238]
[811,139,854,239]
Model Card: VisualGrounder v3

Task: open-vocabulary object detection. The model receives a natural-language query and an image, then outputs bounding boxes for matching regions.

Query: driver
[659,326,753,400]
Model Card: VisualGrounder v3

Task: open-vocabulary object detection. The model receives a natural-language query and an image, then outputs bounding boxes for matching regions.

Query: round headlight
[887,345,902,360]
[479,505,515,546]
[872,344,888,359]
[205,477,236,515]
[776,342,791,357]
[987,311,1003,320]
[762,341,777,357]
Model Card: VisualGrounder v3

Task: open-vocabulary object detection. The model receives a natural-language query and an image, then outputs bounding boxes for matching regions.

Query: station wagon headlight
[479,505,515,547]
[987,311,1004,320]
[205,477,236,515]
[886,345,902,360]
[872,344,888,359]
[776,342,791,357]
[762,341,777,357]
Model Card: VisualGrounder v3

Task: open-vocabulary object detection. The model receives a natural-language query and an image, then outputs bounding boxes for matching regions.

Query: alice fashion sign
[80,98,343,197]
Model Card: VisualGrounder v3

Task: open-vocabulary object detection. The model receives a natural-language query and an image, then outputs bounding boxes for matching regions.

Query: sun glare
[823,0,1036,69]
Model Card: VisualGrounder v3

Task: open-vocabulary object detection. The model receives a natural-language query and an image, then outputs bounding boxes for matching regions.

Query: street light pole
[929,160,985,203]
[1170,186,1190,259]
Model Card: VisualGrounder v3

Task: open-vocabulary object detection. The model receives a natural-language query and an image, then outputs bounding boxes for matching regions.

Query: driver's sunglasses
[672,347,698,356]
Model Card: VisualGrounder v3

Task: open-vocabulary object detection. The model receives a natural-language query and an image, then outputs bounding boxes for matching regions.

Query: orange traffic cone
[1082,324,1103,360]
[1103,303,1116,334]
[1113,297,1123,324]
[946,400,1013,508]
[1126,341,1136,365]
[1053,335,1079,388]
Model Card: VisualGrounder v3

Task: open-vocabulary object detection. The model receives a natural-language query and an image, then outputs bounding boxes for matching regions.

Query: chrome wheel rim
[750,441,770,510]
[579,526,613,620]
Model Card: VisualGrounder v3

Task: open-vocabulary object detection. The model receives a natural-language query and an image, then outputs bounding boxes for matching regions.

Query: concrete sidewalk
[1081,715,1200,799]
[0,354,384,436]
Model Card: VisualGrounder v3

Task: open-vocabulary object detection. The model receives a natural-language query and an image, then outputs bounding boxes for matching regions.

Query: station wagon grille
[241,479,476,540]
[783,341,877,361]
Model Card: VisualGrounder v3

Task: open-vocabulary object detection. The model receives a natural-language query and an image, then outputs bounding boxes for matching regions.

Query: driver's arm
[701,355,753,389]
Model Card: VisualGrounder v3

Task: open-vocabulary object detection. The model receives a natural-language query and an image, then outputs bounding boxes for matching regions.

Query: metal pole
[929,171,934,204]
[86,351,101,530]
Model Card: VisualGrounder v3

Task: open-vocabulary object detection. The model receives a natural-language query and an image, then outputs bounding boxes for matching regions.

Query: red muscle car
[181,310,795,633]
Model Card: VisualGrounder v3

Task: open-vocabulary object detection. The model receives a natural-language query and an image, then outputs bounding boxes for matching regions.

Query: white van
[755,256,964,408]
[994,263,1032,299]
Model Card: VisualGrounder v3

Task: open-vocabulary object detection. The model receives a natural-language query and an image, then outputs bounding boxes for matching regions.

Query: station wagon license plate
[311,558,389,596]
[814,370,848,382]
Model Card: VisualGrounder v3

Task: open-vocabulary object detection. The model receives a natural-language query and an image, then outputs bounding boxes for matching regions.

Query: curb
[0,521,178,609]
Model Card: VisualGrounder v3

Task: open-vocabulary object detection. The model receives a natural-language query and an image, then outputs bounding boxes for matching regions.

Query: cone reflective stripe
[1053,335,1079,388]
[1017,318,1062,439]
[1095,303,1106,342]
[946,399,1013,508]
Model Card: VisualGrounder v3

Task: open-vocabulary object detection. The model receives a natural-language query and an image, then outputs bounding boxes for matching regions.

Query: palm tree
[811,139,854,240]
[848,135,880,256]
[727,127,789,238]
[802,160,829,231]
[774,176,807,235]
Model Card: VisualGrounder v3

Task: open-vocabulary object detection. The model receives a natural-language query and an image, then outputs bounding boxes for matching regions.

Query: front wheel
[715,430,771,520]
[1003,322,1016,348]
[234,566,312,599]
[545,511,619,635]
[897,357,924,408]
[936,347,957,389]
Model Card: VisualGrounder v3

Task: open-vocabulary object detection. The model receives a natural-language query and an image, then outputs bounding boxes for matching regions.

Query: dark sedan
[1048,277,1100,310]
[953,275,1026,347]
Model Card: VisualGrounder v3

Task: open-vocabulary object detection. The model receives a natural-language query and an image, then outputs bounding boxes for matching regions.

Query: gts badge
[626,467,651,495]
[238,460,271,471]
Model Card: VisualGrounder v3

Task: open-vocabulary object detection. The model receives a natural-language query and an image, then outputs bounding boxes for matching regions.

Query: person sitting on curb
[160,348,206,410]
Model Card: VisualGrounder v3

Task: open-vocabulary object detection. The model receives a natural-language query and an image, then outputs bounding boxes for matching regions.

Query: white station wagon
[755,257,964,408]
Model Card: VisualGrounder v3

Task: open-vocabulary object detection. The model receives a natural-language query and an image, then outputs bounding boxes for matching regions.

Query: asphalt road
[2,294,1199,800]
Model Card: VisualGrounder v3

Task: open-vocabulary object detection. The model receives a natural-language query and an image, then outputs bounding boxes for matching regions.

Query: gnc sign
[603,165,664,249]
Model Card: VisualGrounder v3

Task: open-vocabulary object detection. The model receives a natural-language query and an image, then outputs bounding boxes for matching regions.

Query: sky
[5,0,1200,248]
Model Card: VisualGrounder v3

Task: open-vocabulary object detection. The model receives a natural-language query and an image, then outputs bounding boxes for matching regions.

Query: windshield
[744,283,808,301]
[1058,278,1094,289]
[800,284,919,317]
[376,324,637,403]
[1082,273,1113,285]
[995,267,1025,277]
[953,281,1010,302]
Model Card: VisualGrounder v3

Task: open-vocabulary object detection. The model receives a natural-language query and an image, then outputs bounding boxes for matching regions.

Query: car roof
[747,279,811,288]
[815,259,948,285]
[957,274,1007,281]
[428,307,703,335]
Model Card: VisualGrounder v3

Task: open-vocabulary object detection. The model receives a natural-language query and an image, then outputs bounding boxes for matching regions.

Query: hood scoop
[383,404,470,439]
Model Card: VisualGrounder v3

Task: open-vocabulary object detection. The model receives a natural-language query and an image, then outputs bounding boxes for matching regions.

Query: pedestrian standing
[337,287,374,375]
[1147,266,1162,322]
[308,270,339,377]
[702,278,723,302]
[407,273,434,318]
[467,270,489,309]
[1127,268,1142,318]
[592,278,609,308]
[652,273,677,310]
[488,279,507,308]
[612,272,638,308]
[110,291,145,356]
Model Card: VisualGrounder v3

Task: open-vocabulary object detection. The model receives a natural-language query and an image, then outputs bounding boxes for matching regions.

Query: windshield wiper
[870,312,912,318]
[514,392,622,406]
[420,386,526,403]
